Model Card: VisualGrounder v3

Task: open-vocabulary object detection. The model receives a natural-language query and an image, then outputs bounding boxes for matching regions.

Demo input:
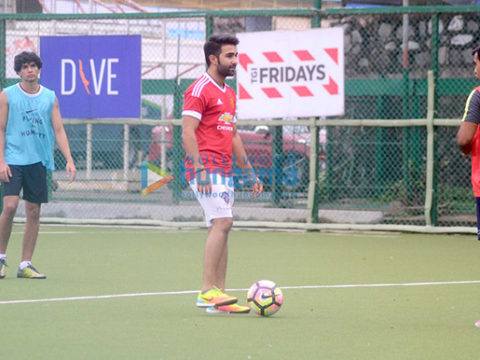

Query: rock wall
[329,13,480,79]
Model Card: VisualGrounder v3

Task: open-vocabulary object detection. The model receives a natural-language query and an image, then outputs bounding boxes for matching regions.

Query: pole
[172,34,182,204]
[424,70,435,226]
[402,0,411,207]
[309,0,321,223]
[430,13,439,225]
[311,0,321,28]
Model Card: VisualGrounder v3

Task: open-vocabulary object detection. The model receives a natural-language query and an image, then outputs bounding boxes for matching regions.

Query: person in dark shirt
[457,44,480,241]
[456,44,480,328]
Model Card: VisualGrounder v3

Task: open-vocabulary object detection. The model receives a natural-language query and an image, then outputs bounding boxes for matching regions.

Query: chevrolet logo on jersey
[219,112,234,124]
[217,112,234,132]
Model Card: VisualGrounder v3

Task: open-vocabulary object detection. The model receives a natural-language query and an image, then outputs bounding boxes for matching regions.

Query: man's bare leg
[202,217,232,292]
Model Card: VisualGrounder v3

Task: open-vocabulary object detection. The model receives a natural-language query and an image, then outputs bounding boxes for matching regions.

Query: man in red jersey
[182,34,262,314]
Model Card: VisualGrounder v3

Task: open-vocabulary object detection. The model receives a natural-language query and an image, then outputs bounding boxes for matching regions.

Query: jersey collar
[204,72,227,93]
[17,83,44,97]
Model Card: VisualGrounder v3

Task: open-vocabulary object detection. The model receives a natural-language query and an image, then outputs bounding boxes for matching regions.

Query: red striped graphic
[292,86,314,97]
[325,48,339,65]
[293,50,315,61]
[262,87,283,98]
[239,83,253,99]
[263,52,284,63]
[323,76,338,95]
[239,53,254,71]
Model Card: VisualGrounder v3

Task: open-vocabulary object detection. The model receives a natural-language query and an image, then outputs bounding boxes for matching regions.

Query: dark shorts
[477,198,480,240]
[2,162,48,203]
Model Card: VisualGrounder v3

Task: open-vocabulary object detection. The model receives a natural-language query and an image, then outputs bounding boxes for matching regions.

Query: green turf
[2,226,480,359]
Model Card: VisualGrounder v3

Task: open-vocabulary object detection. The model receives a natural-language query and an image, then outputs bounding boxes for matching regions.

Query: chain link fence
[1,6,479,230]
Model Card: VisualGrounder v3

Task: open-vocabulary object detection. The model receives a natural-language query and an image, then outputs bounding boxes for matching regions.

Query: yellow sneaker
[0,258,6,279]
[17,264,46,279]
[206,303,250,314]
[196,286,237,308]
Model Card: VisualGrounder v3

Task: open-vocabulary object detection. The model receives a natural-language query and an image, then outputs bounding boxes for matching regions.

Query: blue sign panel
[40,35,141,118]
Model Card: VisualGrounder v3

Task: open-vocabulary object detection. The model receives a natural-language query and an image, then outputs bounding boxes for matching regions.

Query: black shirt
[462,88,480,124]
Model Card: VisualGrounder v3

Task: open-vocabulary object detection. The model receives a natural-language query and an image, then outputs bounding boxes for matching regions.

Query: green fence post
[410,80,422,207]
[311,0,321,28]
[425,71,435,226]
[205,14,213,39]
[402,67,412,208]
[310,0,321,222]
[272,123,283,207]
[326,129,334,202]
[171,80,184,205]
[374,74,387,199]
[310,121,320,223]
[430,13,439,226]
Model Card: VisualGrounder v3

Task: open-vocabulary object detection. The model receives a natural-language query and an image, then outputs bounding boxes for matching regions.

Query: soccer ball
[247,280,283,316]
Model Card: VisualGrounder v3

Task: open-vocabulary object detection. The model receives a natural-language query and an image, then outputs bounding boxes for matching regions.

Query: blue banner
[40,35,141,118]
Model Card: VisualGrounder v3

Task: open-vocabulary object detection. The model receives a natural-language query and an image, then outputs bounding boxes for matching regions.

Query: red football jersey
[182,73,237,180]
[464,86,480,196]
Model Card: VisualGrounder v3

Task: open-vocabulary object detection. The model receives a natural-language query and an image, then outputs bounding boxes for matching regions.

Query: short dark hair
[14,51,42,73]
[472,45,480,60]
[204,34,239,67]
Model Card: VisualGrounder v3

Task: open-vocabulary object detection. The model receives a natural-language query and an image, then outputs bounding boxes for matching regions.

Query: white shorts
[189,174,234,227]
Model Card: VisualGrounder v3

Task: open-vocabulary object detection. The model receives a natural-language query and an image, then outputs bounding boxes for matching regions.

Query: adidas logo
[217,99,223,105]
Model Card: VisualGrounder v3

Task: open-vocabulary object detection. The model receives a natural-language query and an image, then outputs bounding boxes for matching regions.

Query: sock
[0,254,6,260]
[19,261,31,270]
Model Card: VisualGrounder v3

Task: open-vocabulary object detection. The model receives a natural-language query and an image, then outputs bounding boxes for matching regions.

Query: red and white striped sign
[236,28,344,119]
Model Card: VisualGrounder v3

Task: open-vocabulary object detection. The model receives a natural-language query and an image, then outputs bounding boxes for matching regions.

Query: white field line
[2,280,480,305]
[12,231,165,235]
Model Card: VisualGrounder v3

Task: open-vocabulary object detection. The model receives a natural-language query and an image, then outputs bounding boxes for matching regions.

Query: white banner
[236,28,344,119]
